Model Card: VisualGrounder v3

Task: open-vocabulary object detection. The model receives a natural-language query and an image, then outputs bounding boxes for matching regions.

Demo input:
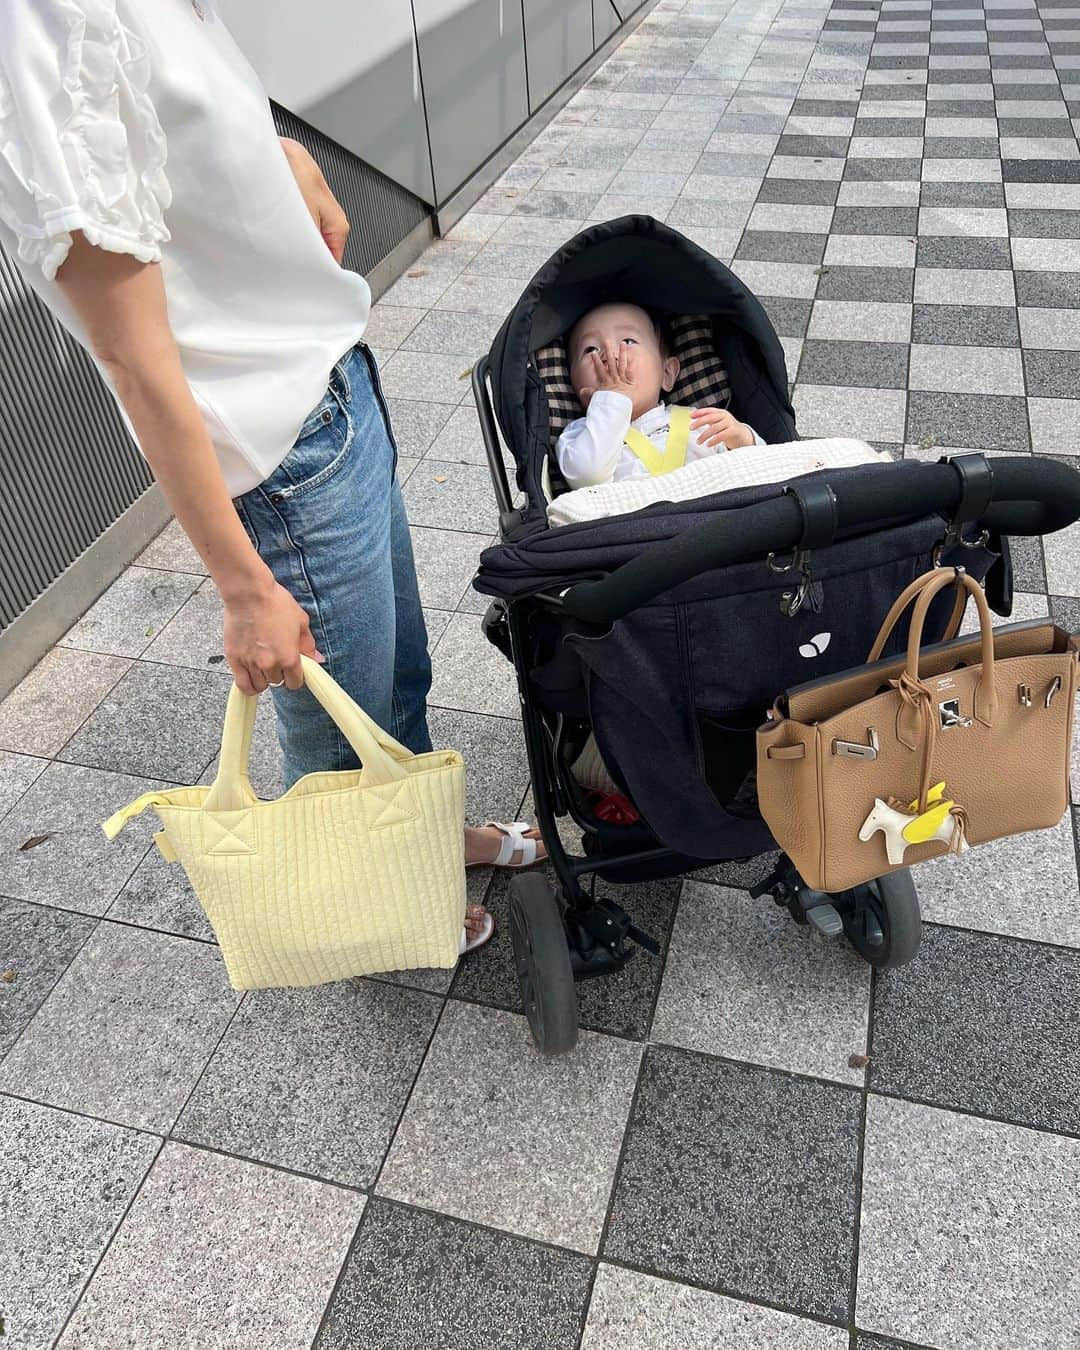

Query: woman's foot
[460,904,495,955]
[464,821,547,869]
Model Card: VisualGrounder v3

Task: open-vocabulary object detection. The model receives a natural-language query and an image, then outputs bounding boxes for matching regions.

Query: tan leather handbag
[757,567,1078,893]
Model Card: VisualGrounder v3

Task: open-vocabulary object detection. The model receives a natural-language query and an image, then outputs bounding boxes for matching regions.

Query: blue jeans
[233,341,432,790]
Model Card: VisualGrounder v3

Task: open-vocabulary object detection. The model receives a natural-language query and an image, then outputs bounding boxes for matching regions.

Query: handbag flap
[784,619,1069,724]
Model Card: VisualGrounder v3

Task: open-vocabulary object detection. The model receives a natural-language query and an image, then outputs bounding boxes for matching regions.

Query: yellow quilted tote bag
[101,654,466,989]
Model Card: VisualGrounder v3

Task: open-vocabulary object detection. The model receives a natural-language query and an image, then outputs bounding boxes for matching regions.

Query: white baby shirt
[0,0,371,497]
[556,390,764,490]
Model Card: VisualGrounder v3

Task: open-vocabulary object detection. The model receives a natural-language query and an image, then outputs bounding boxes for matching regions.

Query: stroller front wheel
[840,869,922,970]
[509,874,579,1055]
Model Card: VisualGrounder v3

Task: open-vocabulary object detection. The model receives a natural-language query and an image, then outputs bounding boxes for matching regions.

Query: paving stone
[871,922,1080,1131]
[809,300,914,343]
[857,1095,1080,1349]
[794,384,908,440]
[799,338,911,387]
[378,1001,641,1254]
[55,1143,363,1350]
[58,567,202,660]
[0,648,130,758]
[735,231,829,263]
[912,302,1020,345]
[384,399,453,457]
[57,662,231,785]
[581,1264,848,1350]
[0,922,239,1131]
[175,978,442,1188]
[1044,519,1080,596]
[401,460,498,535]
[830,206,921,234]
[758,296,816,338]
[1028,395,1080,452]
[429,611,520,718]
[905,390,1031,450]
[920,179,1005,206]
[317,1200,592,1350]
[1015,270,1080,308]
[0,898,96,1059]
[651,882,870,1083]
[0,1096,159,1350]
[817,265,915,302]
[1023,348,1080,397]
[134,517,207,574]
[0,760,172,916]
[605,1047,861,1321]
[916,235,1013,268]
[0,749,47,821]
[908,342,1025,393]
[914,265,1016,304]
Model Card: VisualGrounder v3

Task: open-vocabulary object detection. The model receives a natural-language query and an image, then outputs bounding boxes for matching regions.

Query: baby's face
[568,303,677,419]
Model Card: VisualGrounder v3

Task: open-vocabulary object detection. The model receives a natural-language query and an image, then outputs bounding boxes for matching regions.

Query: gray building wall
[0,0,649,697]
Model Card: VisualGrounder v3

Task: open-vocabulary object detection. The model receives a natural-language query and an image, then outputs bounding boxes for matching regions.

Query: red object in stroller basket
[467,213,1080,1057]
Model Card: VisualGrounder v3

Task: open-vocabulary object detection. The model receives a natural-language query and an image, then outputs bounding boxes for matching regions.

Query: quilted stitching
[202,809,257,855]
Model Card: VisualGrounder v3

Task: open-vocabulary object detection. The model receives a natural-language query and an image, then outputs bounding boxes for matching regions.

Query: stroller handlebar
[560,455,1080,625]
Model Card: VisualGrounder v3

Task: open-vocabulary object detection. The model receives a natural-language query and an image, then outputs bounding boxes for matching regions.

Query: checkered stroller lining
[534,314,734,495]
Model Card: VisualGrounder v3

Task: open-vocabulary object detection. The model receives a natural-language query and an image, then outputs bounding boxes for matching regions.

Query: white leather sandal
[465,820,545,871]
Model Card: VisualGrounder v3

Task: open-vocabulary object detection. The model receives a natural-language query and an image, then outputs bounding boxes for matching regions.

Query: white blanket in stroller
[546,438,889,528]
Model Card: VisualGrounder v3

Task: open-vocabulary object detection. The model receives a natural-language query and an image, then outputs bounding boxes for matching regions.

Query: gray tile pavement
[3,0,1080,1345]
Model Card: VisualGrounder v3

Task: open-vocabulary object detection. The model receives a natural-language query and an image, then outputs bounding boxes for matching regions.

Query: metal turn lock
[832,728,880,760]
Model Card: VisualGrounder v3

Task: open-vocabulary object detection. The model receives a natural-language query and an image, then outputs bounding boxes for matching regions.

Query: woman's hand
[222,572,325,694]
[691,407,755,450]
[279,137,350,263]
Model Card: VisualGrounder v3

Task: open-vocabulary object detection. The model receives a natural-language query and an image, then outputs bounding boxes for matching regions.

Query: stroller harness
[623,404,691,477]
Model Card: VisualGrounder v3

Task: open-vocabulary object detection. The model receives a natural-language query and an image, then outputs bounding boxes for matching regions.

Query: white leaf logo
[798,632,832,658]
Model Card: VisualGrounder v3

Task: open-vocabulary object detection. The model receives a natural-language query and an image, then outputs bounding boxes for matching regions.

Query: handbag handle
[204,654,410,812]
[886,569,996,816]
[866,571,968,663]
[904,569,996,724]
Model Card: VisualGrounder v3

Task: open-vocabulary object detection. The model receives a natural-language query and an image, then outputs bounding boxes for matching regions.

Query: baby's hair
[645,308,676,360]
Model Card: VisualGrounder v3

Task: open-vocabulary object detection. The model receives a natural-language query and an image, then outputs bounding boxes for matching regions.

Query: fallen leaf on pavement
[19,833,53,852]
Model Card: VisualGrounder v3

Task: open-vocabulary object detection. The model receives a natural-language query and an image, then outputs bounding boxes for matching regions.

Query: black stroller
[470,215,1080,1055]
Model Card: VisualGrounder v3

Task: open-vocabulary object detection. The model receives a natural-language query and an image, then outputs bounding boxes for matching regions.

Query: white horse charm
[859,781,969,866]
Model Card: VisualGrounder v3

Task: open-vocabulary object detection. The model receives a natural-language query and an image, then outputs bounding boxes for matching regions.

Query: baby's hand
[587,342,636,400]
[691,407,754,450]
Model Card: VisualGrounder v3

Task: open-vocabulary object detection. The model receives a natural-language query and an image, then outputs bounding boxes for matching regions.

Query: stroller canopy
[485,215,798,522]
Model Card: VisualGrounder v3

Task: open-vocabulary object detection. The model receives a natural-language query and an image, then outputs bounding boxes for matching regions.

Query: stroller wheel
[509,874,579,1056]
[840,869,922,970]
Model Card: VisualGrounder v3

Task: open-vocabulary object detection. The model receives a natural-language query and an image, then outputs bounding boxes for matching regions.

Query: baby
[556,302,763,491]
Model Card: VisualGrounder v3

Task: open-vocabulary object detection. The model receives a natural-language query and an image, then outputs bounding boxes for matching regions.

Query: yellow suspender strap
[622,404,691,477]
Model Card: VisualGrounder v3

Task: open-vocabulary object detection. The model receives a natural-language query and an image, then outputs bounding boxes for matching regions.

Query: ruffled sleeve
[0,0,171,281]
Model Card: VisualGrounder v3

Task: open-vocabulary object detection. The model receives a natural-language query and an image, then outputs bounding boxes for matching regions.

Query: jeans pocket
[264,393,355,501]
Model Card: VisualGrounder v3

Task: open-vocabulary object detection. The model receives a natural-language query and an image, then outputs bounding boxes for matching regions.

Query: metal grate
[0,110,429,635]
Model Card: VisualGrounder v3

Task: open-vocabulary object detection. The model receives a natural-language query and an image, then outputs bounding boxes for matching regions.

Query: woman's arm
[55,231,322,694]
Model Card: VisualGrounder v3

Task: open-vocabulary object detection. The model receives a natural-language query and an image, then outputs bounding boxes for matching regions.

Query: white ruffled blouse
[0,0,371,496]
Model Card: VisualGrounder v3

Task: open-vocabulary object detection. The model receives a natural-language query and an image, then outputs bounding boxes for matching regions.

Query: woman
[0,0,545,952]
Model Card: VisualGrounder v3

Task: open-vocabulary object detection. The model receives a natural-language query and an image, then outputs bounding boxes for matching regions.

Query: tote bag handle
[205,654,411,812]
